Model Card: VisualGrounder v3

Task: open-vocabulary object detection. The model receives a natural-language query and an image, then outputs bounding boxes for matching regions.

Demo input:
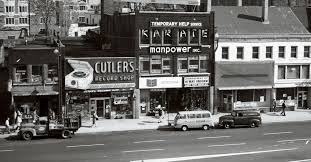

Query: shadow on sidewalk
[157,125,176,131]
[265,112,282,116]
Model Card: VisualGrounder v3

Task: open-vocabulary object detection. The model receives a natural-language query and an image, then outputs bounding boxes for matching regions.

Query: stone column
[27,65,32,83]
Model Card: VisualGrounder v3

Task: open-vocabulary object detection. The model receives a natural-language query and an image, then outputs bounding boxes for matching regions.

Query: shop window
[304,46,310,58]
[188,56,199,73]
[32,65,43,83]
[301,65,310,79]
[163,29,172,45]
[279,46,285,58]
[152,29,161,44]
[15,65,27,83]
[201,29,209,45]
[139,56,150,73]
[140,29,150,44]
[150,55,161,74]
[266,46,272,58]
[178,56,188,73]
[178,29,188,44]
[237,47,244,59]
[287,65,300,79]
[47,64,58,82]
[252,47,259,59]
[278,66,285,79]
[237,90,253,102]
[276,88,295,100]
[190,29,199,45]
[291,46,297,58]
[162,56,172,74]
[254,89,266,101]
[222,47,229,59]
[199,55,208,72]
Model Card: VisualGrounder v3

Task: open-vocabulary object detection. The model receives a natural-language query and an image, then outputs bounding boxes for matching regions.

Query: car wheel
[250,122,256,128]
[61,130,71,139]
[181,125,188,131]
[22,131,33,141]
[202,125,210,130]
[223,123,230,129]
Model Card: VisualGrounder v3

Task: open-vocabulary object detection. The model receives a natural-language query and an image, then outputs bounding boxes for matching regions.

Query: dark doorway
[167,89,182,113]
[40,98,49,116]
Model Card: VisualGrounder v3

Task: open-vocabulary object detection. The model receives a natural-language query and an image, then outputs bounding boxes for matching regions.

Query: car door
[234,112,246,126]
[35,120,48,135]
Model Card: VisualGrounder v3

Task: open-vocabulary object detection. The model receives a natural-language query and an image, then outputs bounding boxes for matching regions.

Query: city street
[0,121,311,162]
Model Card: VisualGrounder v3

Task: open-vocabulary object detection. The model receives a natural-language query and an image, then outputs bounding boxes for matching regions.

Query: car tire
[202,125,210,130]
[22,131,33,141]
[181,125,188,131]
[61,130,71,139]
[250,122,256,128]
[223,123,230,129]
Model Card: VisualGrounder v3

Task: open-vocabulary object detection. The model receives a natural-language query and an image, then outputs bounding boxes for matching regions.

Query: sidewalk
[1,110,311,138]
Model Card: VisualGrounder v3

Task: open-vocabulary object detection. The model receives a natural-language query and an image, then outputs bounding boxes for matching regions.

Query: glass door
[104,98,111,119]
[223,94,233,112]
[298,91,307,109]
[96,100,104,117]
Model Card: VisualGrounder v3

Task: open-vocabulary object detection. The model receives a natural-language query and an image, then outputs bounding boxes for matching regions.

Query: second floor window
[304,46,310,58]
[252,47,259,59]
[19,6,27,12]
[79,17,85,23]
[222,47,229,59]
[5,18,14,24]
[279,46,285,58]
[6,6,14,12]
[32,65,42,83]
[237,47,243,59]
[79,5,86,10]
[47,65,58,82]
[139,55,172,74]
[15,65,27,83]
[177,55,208,73]
[291,46,297,58]
[266,46,273,58]
[19,18,28,24]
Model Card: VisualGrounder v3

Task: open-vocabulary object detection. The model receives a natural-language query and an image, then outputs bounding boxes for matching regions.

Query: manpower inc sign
[65,57,136,90]
[149,46,202,54]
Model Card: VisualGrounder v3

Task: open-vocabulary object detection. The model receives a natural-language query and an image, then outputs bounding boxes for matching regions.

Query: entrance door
[223,94,233,112]
[104,99,111,119]
[96,100,104,117]
[298,91,307,109]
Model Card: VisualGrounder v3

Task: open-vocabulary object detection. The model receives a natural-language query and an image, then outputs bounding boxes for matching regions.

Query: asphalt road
[0,121,311,162]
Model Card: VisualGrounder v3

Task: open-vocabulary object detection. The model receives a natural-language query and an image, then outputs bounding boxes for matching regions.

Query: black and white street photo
[0,0,311,161]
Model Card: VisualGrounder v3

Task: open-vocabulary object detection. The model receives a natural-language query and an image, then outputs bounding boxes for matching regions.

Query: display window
[32,65,43,83]
[276,88,295,100]
[237,89,266,102]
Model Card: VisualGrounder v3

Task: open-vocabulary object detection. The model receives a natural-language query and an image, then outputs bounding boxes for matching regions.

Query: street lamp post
[54,47,62,117]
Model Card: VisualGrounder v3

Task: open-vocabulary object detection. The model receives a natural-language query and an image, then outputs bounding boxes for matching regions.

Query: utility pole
[28,0,31,36]
[100,0,104,49]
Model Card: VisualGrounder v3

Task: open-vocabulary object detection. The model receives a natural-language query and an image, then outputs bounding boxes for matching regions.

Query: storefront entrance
[223,94,233,112]
[90,98,111,119]
[297,91,307,109]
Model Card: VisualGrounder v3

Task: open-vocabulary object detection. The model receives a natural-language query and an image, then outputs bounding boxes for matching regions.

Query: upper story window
[277,65,309,80]
[266,46,273,58]
[252,47,259,59]
[79,5,86,10]
[139,55,172,74]
[222,47,229,59]
[278,65,285,79]
[15,65,27,83]
[237,47,244,59]
[32,65,43,83]
[304,46,310,58]
[178,29,188,44]
[19,18,28,24]
[279,46,285,58]
[40,17,46,24]
[291,46,297,58]
[78,16,85,23]
[5,18,14,24]
[47,65,58,83]
[6,6,14,13]
[177,55,208,73]
[152,29,162,44]
[19,6,28,12]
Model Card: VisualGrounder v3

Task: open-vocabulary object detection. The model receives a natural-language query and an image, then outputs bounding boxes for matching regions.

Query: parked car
[218,110,261,129]
[173,110,214,131]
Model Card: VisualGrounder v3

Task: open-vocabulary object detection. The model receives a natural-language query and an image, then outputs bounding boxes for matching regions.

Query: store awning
[11,90,59,96]
[215,61,274,90]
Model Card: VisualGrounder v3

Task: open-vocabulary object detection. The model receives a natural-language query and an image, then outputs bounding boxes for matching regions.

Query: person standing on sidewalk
[91,111,98,128]
[15,115,22,131]
[272,99,276,112]
[5,117,10,134]
[281,102,286,116]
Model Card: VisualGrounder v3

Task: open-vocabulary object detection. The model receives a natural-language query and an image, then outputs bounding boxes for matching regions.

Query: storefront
[65,57,137,120]
[215,61,274,112]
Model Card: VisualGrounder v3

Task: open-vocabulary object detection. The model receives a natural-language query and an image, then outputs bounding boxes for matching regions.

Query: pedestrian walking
[15,115,22,131]
[272,99,276,112]
[281,102,286,116]
[92,111,98,128]
[5,117,10,134]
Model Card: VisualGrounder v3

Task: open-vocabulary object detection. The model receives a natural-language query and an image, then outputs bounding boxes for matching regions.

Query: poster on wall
[65,57,136,90]
[260,96,265,102]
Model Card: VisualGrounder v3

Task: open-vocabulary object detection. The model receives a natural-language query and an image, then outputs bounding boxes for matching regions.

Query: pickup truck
[218,110,262,129]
